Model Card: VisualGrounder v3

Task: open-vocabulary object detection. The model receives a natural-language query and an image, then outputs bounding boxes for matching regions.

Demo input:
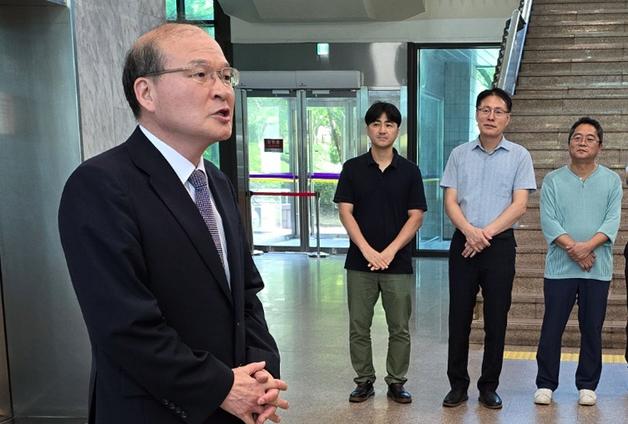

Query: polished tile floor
[255,253,628,424]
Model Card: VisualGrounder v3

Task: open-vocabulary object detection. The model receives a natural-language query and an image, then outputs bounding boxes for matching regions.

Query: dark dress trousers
[58,127,279,424]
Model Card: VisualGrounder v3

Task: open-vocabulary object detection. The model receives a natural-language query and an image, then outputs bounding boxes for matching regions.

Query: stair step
[471,318,626,348]
[525,32,628,50]
[475,293,627,320]
[528,24,627,37]
[523,49,628,61]
[525,41,628,51]
[514,97,628,114]
[533,3,628,13]
[520,61,628,75]
[532,11,628,25]
[514,87,628,99]
[512,269,626,296]
[508,114,628,131]
[527,29,628,38]
[517,75,628,90]
[518,69,628,77]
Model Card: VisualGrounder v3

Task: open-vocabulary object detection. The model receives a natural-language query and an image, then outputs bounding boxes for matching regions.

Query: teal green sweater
[540,165,622,280]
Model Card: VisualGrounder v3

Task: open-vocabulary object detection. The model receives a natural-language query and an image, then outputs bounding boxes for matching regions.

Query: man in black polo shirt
[334,102,427,404]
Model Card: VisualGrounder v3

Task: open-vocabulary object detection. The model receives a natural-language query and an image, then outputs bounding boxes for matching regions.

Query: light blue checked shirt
[440,137,536,229]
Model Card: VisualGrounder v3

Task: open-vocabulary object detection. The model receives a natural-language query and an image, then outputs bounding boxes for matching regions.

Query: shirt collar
[367,148,400,168]
[140,125,206,184]
[471,136,511,154]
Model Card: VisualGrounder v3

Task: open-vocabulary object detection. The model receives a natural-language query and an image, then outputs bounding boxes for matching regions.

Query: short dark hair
[122,40,165,118]
[476,87,512,112]
[364,102,401,126]
[568,117,603,144]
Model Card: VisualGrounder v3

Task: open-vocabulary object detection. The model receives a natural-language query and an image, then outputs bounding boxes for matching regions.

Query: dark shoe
[349,381,374,402]
[387,383,412,404]
[443,389,468,407]
[479,391,502,409]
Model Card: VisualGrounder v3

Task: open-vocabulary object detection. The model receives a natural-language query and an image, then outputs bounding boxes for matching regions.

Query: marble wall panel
[73,0,163,158]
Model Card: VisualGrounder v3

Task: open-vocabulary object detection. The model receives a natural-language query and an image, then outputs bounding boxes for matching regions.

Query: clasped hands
[364,246,396,271]
[565,241,596,272]
[221,361,289,424]
[461,226,493,258]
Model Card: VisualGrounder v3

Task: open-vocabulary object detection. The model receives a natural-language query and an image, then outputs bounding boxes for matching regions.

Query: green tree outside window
[166,0,214,22]
[165,0,177,20]
[185,0,214,20]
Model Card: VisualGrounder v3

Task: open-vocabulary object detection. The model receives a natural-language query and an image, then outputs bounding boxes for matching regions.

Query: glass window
[203,143,220,166]
[199,25,215,38]
[185,0,214,20]
[246,96,299,247]
[306,95,358,249]
[416,47,499,252]
[165,0,177,20]
[166,1,215,29]
[166,1,218,163]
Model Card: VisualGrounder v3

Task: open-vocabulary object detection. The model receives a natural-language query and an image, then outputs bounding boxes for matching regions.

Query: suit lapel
[125,128,232,304]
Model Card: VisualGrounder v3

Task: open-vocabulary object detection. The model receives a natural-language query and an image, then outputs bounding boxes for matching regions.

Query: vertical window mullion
[176,0,186,20]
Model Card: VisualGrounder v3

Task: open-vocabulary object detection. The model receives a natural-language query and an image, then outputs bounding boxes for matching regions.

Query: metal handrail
[493,0,534,95]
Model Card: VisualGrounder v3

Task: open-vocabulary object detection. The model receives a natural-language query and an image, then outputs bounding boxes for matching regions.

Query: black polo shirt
[334,149,427,274]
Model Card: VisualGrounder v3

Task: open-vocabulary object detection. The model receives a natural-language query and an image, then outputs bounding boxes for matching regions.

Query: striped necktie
[188,169,225,267]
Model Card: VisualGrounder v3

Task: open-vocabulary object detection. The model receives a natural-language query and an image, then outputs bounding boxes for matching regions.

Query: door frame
[237,88,362,253]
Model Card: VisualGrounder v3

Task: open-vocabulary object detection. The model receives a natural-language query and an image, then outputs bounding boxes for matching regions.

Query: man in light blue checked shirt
[534,117,622,407]
[440,88,536,410]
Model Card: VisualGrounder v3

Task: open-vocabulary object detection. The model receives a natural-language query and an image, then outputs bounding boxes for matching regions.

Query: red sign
[264,138,284,153]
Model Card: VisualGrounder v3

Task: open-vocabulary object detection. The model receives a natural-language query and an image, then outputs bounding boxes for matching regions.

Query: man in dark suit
[58,23,287,424]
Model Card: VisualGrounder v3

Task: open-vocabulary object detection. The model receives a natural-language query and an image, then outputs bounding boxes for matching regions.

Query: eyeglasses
[476,107,510,117]
[570,134,599,145]
[142,65,240,87]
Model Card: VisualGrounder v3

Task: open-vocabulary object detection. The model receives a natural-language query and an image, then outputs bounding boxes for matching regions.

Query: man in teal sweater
[534,117,622,406]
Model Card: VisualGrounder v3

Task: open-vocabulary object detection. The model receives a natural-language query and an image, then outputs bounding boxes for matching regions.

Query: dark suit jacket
[58,127,280,424]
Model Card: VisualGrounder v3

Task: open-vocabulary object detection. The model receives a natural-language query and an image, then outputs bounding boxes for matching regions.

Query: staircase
[472,0,628,348]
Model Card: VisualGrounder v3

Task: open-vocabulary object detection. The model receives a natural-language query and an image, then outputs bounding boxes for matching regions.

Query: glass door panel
[416,47,499,252]
[305,91,358,250]
[242,89,360,252]
[246,93,300,248]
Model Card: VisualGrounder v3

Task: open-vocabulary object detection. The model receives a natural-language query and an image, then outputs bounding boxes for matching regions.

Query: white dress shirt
[140,125,230,284]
